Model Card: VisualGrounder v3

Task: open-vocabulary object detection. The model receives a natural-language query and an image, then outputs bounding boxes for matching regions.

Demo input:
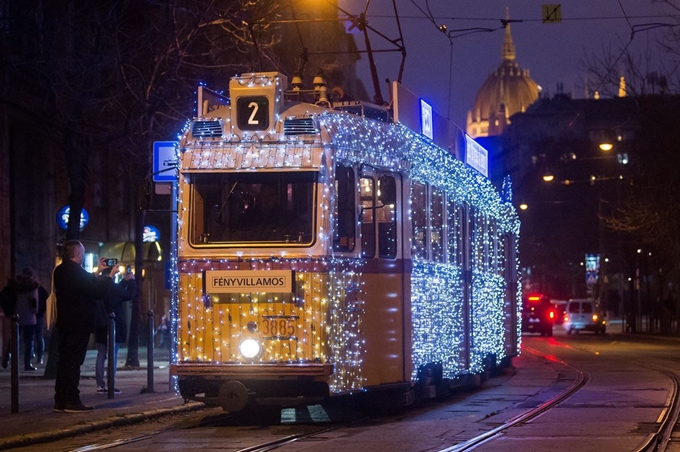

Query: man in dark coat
[53,240,115,413]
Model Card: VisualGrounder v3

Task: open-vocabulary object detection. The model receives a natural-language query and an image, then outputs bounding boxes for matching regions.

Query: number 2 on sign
[248,102,259,125]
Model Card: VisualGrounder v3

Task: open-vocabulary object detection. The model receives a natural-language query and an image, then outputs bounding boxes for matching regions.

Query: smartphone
[105,258,118,267]
[126,266,132,274]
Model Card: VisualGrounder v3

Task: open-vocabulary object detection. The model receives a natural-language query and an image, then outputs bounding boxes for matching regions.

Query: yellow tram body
[170,72,520,412]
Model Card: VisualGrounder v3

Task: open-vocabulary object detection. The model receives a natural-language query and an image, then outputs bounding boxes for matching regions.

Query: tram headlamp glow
[239,338,261,359]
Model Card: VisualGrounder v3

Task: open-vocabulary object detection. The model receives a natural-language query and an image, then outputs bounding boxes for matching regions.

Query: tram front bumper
[172,362,335,412]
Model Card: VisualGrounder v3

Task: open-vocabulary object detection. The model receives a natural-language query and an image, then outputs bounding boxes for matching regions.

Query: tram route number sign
[237,96,269,131]
[204,270,294,294]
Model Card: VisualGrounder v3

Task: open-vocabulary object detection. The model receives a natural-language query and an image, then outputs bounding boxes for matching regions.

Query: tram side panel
[409,182,470,385]
[359,171,409,389]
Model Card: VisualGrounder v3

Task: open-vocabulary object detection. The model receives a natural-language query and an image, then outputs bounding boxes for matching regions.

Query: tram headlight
[239,338,261,360]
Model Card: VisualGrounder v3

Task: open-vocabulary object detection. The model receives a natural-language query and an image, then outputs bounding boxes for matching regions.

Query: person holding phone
[52,241,116,413]
[94,266,135,394]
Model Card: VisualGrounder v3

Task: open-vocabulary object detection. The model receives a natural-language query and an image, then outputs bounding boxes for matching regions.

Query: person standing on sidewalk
[33,272,49,365]
[1,270,39,370]
[53,240,115,413]
[0,278,17,369]
[14,268,40,371]
[95,269,135,394]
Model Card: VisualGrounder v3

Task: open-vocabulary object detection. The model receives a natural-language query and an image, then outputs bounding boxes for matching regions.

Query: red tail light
[549,311,555,319]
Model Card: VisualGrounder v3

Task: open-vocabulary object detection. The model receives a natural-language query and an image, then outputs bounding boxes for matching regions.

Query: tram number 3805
[260,315,299,340]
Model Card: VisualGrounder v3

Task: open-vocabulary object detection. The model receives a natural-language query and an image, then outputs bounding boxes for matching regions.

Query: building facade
[466,12,540,139]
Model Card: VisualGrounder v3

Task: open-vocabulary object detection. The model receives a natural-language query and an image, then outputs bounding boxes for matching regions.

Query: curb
[0,402,205,450]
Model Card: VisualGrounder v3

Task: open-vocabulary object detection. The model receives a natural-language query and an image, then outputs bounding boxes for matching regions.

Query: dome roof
[467,17,539,138]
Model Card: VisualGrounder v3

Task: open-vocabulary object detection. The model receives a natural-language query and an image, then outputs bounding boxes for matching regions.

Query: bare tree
[1,0,286,370]
[572,7,680,333]
[96,0,284,366]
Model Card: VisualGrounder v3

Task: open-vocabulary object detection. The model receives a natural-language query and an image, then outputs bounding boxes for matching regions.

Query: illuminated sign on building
[585,254,601,285]
[56,206,89,231]
[420,99,433,140]
[143,225,160,242]
[465,135,489,177]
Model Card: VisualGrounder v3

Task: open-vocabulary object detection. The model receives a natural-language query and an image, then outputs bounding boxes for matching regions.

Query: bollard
[147,310,154,393]
[10,314,19,413]
[107,313,116,399]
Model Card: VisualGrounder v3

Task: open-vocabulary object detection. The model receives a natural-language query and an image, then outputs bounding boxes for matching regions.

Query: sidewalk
[0,346,203,450]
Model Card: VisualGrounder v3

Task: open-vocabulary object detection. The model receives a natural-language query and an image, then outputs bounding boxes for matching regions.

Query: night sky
[339,0,677,129]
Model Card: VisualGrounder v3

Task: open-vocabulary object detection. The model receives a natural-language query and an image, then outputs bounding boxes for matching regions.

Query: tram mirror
[378,176,396,205]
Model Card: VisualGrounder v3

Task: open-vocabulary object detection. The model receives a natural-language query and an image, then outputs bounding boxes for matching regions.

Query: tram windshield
[189,172,316,245]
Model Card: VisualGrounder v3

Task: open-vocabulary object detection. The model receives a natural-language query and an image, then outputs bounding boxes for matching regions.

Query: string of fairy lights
[171,74,520,394]
[320,112,520,377]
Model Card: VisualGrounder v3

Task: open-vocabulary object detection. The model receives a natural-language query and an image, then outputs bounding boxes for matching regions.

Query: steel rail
[438,346,589,452]
[70,409,365,452]
[634,370,680,452]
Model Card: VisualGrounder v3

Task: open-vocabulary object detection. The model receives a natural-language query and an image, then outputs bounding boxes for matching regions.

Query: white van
[563,299,606,334]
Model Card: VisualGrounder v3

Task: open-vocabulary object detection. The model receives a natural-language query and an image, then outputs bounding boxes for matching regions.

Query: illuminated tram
[170,72,521,413]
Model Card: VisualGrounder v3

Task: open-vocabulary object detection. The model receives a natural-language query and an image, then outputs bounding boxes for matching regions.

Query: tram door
[360,170,406,386]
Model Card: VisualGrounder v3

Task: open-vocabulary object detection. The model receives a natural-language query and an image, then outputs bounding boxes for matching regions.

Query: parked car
[552,300,567,325]
[563,299,606,334]
[522,293,555,336]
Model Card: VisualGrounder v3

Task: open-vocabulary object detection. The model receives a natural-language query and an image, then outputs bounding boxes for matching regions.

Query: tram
[170,72,521,413]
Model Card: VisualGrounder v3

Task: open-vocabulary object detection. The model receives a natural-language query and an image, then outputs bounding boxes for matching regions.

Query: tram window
[470,207,483,268]
[411,182,427,260]
[503,233,516,283]
[489,218,499,273]
[360,177,376,257]
[189,172,315,245]
[474,210,489,270]
[378,174,397,259]
[431,187,444,263]
[447,201,463,266]
[333,165,356,252]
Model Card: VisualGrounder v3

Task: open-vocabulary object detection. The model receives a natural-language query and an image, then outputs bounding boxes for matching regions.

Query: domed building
[466,14,540,138]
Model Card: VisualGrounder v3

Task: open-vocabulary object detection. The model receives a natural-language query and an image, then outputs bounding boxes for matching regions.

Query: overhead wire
[396,1,680,117]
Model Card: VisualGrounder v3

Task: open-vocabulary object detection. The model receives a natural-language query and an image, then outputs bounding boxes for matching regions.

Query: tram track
[67,346,590,452]
[219,346,592,452]
[633,368,680,452]
[437,346,589,452]
[66,406,367,452]
[58,337,680,452]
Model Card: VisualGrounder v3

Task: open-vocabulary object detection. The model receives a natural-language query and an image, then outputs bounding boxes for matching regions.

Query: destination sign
[205,270,294,294]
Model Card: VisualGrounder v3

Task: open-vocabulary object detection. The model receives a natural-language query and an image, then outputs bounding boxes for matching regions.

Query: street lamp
[599,142,614,152]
